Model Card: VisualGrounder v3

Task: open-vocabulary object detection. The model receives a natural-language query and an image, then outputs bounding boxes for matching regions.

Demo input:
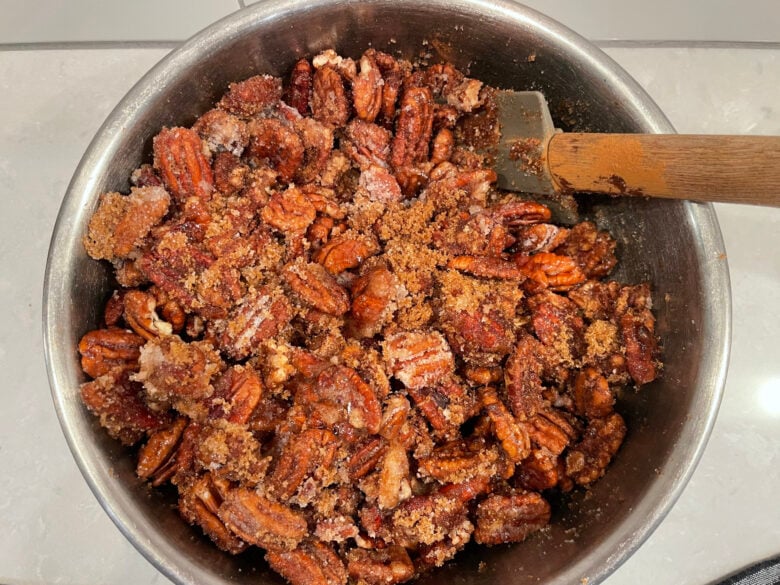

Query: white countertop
[0,39,778,585]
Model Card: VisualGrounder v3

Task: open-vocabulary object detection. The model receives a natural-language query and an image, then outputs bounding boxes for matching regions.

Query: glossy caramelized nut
[620,310,659,385]
[270,428,339,500]
[286,58,313,116]
[573,367,615,419]
[565,412,627,486]
[479,387,530,464]
[474,492,550,545]
[153,127,213,203]
[390,86,434,168]
[266,540,348,585]
[218,487,307,551]
[209,365,263,424]
[78,328,144,379]
[179,473,247,554]
[352,51,383,123]
[516,252,586,292]
[137,417,188,484]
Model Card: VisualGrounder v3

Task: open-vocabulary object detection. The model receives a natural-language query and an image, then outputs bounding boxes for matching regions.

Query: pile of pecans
[78,48,660,585]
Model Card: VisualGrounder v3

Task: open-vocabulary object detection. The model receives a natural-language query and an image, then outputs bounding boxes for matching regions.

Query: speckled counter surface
[0,43,778,585]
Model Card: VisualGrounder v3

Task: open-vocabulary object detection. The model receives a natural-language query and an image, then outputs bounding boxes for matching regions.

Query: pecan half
[218,487,307,551]
[192,108,248,157]
[78,327,144,379]
[314,232,379,274]
[218,74,282,117]
[474,492,550,545]
[179,473,247,554]
[390,86,434,169]
[343,120,392,170]
[448,255,526,280]
[270,428,339,500]
[565,412,627,486]
[554,221,617,278]
[80,372,169,445]
[573,366,615,419]
[266,540,348,585]
[123,290,173,340]
[282,259,350,316]
[383,331,454,390]
[352,51,383,123]
[247,118,304,183]
[208,365,263,424]
[153,127,213,203]
[137,417,189,485]
[516,252,586,292]
[479,387,530,464]
[286,58,313,116]
[347,545,415,585]
[620,309,659,385]
[504,334,546,419]
[348,266,400,338]
[312,65,350,127]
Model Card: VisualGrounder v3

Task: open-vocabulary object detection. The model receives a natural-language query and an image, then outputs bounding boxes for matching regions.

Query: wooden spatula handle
[547,133,780,206]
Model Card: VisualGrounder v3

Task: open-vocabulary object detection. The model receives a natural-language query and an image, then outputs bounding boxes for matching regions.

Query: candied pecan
[515,223,570,254]
[407,380,478,440]
[448,255,526,280]
[315,515,359,543]
[389,492,473,548]
[179,473,247,554]
[373,50,404,127]
[492,200,552,227]
[347,266,400,338]
[80,372,169,445]
[474,492,550,545]
[213,287,292,361]
[208,365,263,424]
[103,291,125,327]
[515,449,560,492]
[263,190,315,238]
[151,289,186,333]
[314,232,379,274]
[266,540,348,585]
[359,165,403,204]
[568,280,622,320]
[282,259,350,316]
[516,252,586,292]
[529,291,586,364]
[524,410,577,456]
[218,487,307,550]
[566,412,627,486]
[348,436,389,481]
[193,109,248,157]
[84,187,171,261]
[463,365,503,386]
[134,336,223,403]
[286,58,314,116]
[153,127,213,203]
[302,365,382,434]
[376,441,412,510]
[343,120,392,170]
[573,367,615,419]
[390,86,434,169]
[504,335,545,419]
[620,310,659,385]
[137,417,188,485]
[218,74,281,117]
[270,428,339,500]
[431,128,455,165]
[246,118,304,183]
[352,51,383,123]
[195,421,269,485]
[312,65,351,127]
[130,163,162,188]
[440,308,514,366]
[479,387,530,463]
[417,438,503,484]
[211,152,248,196]
[347,545,415,585]
[383,331,454,390]
[555,221,617,278]
[294,117,334,183]
[122,290,172,340]
[79,327,144,379]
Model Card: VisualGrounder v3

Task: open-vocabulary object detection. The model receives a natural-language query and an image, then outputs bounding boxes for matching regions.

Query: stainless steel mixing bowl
[43,1,731,583]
